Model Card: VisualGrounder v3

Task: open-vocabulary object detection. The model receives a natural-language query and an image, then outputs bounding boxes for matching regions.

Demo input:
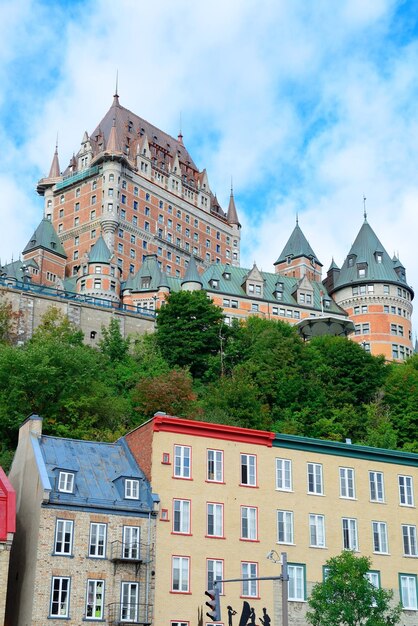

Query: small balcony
[108,603,152,625]
[110,540,142,563]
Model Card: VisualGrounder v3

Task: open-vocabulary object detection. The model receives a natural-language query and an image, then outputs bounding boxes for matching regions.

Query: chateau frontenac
[1,93,413,360]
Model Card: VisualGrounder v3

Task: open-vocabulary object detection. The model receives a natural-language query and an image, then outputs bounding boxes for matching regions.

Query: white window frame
[402,525,418,557]
[85,579,104,620]
[400,574,418,610]
[241,562,258,597]
[288,564,305,601]
[342,517,358,551]
[50,576,70,617]
[174,445,191,479]
[207,449,223,483]
[207,559,224,594]
[276,458,292,491]
[277,510,294,544]
[369,471,384,503]
[240,454,256,486]
[399,475,414,506]
[307,463,323,495]
[125,479,139,499]
[207,503,223,537]
[123,526,140,560]
[120,581,139,622]
[173,499,191,534]
[89,522,106,558]
[241,506,257,540]
[54,519,73,555]
[340,467,355,499]
[372,521,388,554]
[58,471,74,493]
[309,514,326,548]
[172,556,190,592]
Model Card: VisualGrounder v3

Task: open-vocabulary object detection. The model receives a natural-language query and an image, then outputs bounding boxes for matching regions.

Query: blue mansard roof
[34,431,154,514]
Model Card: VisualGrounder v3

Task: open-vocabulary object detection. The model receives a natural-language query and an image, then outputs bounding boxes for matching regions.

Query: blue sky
[2,0,418,316]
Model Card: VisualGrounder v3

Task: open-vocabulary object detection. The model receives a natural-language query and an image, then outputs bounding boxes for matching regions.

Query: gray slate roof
[275,223,322,266]
[88,235,112,263]
[23,218,66,258]
[332,219,412,292]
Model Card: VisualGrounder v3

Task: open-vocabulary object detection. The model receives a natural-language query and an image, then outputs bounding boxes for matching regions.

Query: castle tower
[76,235,120,303]
[22,218,67,287]
[274,219,323,282]
[329,216,414,360]
[226,187,241,267]
[181,255,203,292]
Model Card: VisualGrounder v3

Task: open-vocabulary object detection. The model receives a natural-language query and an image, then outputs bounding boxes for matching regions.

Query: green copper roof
[275,222,321,266]
[88,236,112,263]
[23,218,66,258]
[332,219,412,293]
[181,255,202,286]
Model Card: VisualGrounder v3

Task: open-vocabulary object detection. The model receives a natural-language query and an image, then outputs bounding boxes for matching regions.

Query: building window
[402,525,418,556]
[342,518,358,551]
[207,449,223,482]
[288,564,305,601]
[309,514,326,548]
[89,522,106,558]
[121,582,139,621]
[340,468,355,499]
[307,463,323,495]
[241,506,257,540]
[372,521,388,553]
[207,559,223,594]
[369,471,384,502]
[123,526,140,560]
[240,454,256,486]
[75,201,80,212]
[54,519,73,555]
[94,278,101,289]
[207,503,223,537]
[173,499,191,534]
[399,475,414,506]
[242,562,258,597]
[400,575,418,610]
[276,458,292,491]
[125,479,139,499]
[85,579,104,620]
[174,445,191,479]
[58,471,74,493]
[277,510,294,544]
[50,576,70,617]
[74,216,79,226]
[172,556,190,592]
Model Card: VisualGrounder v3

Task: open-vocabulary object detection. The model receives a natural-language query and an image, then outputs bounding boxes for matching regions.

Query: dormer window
[58,471,75,493]
[375,252,383,264]
[286,255,292,265]
[141,277,151,289]
[125,479,140,500]
[347,255,355,268]
[223,272,231,280]
[211,279,219,289]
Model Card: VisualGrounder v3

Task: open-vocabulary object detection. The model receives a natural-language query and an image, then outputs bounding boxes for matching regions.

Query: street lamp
[266,550,288,626]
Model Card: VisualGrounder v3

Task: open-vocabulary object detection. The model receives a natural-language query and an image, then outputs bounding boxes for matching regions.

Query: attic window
[125,479,140,500]
[141,277,151,289]
[211,279,219,289]
[348,255,355,267]
[286,256,292,265]
[357,264,367,278]
[51,242,56,249]
[223,272,231,280]
[58,471,75,493]
[375,252,383,263]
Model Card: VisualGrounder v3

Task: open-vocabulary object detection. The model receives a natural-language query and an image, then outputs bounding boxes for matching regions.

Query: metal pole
[281,552,289,626]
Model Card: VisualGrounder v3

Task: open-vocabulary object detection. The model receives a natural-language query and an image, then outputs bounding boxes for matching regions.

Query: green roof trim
[23,218,66,258]
[274,433,418,467]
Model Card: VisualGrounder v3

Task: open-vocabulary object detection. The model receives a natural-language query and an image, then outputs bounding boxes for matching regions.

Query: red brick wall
[124,419,155,482]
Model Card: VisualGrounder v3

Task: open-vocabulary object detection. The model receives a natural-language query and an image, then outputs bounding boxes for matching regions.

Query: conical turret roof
[275,222,321,266]
[48,143,60,178]
[181,255,202,286]
[88,236,112,263]
[23,219,66,258]
[227,189,241,226]
[332,218,412,292]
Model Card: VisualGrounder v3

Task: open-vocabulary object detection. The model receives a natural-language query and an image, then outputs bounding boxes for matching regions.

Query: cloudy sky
[1,0,418,302]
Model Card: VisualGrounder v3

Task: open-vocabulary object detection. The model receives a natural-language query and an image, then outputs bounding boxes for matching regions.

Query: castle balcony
[108,602,152,625]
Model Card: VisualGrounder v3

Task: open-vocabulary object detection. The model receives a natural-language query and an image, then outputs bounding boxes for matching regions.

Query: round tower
[76,235,120,304]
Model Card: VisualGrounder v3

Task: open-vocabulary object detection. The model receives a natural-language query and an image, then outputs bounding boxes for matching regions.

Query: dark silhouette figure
[248,607,256,625]
[227,605,237,626]
[259,607,271,626]
[238,601,251,626]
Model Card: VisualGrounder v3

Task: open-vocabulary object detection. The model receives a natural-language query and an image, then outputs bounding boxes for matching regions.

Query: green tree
[0,298,21,345]
[133,369,199,420]
[382,355,418,449]
[307,551,401,626]
[156,290,226,378]
[30,306,84,345]
[99,318,130,362]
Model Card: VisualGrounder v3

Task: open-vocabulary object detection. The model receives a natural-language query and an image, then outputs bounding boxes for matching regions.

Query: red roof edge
[0,466,16,540]
[153,415,275,447]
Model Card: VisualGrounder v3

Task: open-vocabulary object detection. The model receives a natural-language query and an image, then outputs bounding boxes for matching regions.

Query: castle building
[124,413,418,626]
[6,415,159,626]
[0,95,413,359]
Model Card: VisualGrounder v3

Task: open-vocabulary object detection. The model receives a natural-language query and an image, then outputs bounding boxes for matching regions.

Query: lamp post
[266,550,288,626]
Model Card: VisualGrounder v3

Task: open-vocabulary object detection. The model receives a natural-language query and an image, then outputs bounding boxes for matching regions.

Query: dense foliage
[307,551,401,626]
[1,290,418,471]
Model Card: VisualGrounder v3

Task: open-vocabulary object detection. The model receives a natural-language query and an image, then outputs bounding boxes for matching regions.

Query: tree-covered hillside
[1,292,417,470]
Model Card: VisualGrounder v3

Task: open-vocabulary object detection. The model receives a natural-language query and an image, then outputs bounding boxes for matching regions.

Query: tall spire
[113,70,119,106]
[177,111,183,144]
[226,185,241,227]
[363,194,367,221]
[48,136,60,178]
[107,117,119,152]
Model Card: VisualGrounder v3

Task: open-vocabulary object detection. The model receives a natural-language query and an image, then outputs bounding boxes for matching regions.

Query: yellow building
[125,414,418,626]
